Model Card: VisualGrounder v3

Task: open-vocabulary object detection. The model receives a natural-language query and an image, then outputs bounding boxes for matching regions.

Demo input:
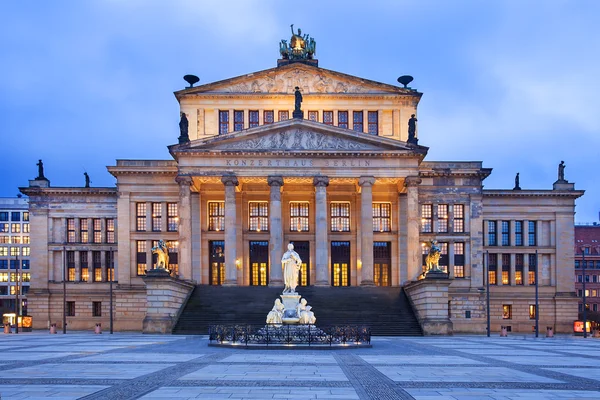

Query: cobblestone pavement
[0,333,599,399]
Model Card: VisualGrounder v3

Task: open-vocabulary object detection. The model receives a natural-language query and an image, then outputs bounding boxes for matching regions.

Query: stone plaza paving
[0,333,599,399]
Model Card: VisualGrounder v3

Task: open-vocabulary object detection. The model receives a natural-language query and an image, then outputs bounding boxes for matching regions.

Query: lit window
[106,219,115,243]
[421,204,432,233]
[93,251,102,281]
[67,218,75,243]
[80,252,89,282]
[502,254,510,284]
[23,212,29,221]
[22,223,29,233]
[11,224,20,233]
[502,305,512,319]
[152,203,162,232]
[373,203,391,232]
[453,242,464,278]
[290,202,309,232]
[515,254,524,285]
[136,203,147,231]
[330,203,350,232]
[437,204,448,233]
[10,247,19,257]
[0,247,7,256]
[0,223,8,233]
[67,251,75,282]
[80,219,89,243]
[488,253,497,285]
[22,247,30,256]
[208,202,225,231]
[453,204,464,233]
[528,253,537,285]
[136,241,147,276]
[249,202,268,232]
[167,203,178,232]
[93,219,102,243]
[529,305,536,320]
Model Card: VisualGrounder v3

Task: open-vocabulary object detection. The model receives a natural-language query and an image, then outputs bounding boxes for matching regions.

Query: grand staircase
[172,286,422,336]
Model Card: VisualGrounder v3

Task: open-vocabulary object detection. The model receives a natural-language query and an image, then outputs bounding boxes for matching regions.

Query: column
[523,253,530,286]
[87,250,94,283]
[222,175,239,286]
[510,253,516,286]
[177,176,193,281]
[116,191,131,286]
[404,176,422,281]
[359,176,375,286]
[74,218,80,243]
[101,250,107,282]
[268,176,284,286]
[448,242,455,279]
[523,220,529,247]
[75,250,81,282]
[314,176,329,286]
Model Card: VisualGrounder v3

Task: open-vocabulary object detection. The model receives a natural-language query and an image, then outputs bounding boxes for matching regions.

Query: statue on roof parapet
[178,112,190,144]
[279,25,317,66]
[36,159,48,181]
[84,172,91,188]
[513,173,521,190]
[407,114,419,145]
[558,160,566,182]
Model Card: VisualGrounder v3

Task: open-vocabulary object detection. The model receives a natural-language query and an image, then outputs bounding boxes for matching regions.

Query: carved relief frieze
[213,129,379,151]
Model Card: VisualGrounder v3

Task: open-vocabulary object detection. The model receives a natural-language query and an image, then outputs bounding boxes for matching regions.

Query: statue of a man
[294,86,302,112]
[36,159,45,179]
[84,172,91,188]
[178,112,189,144]
[558,161,565,181]
[514,172,521,190]
[281,243,302,293]
[408,114,417,141]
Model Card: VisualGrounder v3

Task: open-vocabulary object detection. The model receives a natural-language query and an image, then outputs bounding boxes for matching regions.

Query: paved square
[0,333,599,399]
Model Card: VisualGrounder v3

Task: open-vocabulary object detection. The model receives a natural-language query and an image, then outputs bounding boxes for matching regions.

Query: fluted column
[268,176,284,286]
[176,175,193,281]
[314,176,329,286]
[222,175,239,286]
[359,176,376,286]
[404,176,422,281]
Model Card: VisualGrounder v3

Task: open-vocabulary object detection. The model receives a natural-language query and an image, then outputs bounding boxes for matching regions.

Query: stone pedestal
[553,180,575,191]
[142,270,195,334]
[280,293,301,323]
[404,275,453,335]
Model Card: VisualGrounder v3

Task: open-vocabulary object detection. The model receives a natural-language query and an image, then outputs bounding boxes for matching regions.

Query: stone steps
[173,286,423,336]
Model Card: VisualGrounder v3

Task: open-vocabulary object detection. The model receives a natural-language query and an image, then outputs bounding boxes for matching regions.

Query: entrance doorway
[291,241,310,286]
[209,241,225,285]
[331,241,350,286]
[249,241,269,286]
[374,241,391,286]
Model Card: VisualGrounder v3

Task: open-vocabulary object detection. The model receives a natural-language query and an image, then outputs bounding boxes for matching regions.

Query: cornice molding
[483,189,585,199]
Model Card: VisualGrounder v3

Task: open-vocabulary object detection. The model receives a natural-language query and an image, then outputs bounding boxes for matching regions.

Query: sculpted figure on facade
[425,240,442,273]
[282,243,302,293]
[151,240,170,270]
[266,299,284,324]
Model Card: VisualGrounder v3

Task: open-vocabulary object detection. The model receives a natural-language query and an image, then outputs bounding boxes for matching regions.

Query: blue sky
[1,0,599,222]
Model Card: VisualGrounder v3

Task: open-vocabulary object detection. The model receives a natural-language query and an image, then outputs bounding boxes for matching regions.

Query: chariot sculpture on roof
[280,24,316,60]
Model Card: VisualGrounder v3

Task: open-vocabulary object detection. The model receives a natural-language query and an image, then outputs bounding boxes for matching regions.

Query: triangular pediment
[170,119,427,155]
[175,63,420,97]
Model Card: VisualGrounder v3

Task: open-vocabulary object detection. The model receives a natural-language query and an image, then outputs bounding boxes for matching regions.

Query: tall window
[502,305,512,319]
[106,219,115,243]
[454,242,465,278]
[219,110,229,134]
[488,253,497,285]
[515,254,524,285]
[166,241,179,275]
[529,305,536,320]
[501,221,510,246]
[421,204,432,233]
[528,221,537,246]
[136,203,147,231]
[152,203,162,232]
[515,221,523,246]
[93,251,102,281]
[290,202,309,232]
[453,204,464,233]
[488,221,497,246]
[11,212,20,221]
[263,110,274,124]
[249,202,268,232]
[437,204,448,233]
[234,110,244,131]
[278,110,289,121]
[0,212,7,221]
[23,212,29,221]
[353,111,363,132]
[438,242,449,273]
[136,241,147,276]
[0,224,8,233]
[10,247,19,257]
[106,251,114,281]
[338,111,348,129]
[78,219,88,243]
[23,223,29,233]
[93,219,102,243]
[323,111,333,126]
[208,202,225,231]
[0,247,7,256]
[308,110,318,122]
[330,203,350,232]
[67,301,75,317]
[67,251,75,282]
[367,111,378,135]
[249,110,259,128]
[93,302,102,317]
[502,254,510,284]
[67,218,76,243]
[373,203,391,232]
[11,224,20,233]
[167,203,178,232]
[528,253,537,285]
[81,252,89,282]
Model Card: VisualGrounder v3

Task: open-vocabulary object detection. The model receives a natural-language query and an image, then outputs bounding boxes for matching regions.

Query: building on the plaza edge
[0,197,30,321]
[575,222,600,319]
[20,30,584,334]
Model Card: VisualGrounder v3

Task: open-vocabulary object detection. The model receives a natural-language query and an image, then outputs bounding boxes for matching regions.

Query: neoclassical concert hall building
[21,34,583,334]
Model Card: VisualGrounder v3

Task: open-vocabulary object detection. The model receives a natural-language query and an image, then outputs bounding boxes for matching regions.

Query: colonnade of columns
[175,174,423,285]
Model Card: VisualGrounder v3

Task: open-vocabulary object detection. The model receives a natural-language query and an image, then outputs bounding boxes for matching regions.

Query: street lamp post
[110,247,114,334]
[582,248,587,339]
[485,250,490,337]
[63,245,67,334]
[14,252,19,334]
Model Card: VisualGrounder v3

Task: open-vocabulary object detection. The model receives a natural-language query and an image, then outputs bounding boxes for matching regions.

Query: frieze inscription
[224,158,371,168]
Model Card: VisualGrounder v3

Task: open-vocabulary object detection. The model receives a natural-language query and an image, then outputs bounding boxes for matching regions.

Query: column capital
[404,176,422,187]
[175,175,193,186]
[267,176,284,187]
[221,175,239,187]
[358,176,376,187]
[313,176,329,187]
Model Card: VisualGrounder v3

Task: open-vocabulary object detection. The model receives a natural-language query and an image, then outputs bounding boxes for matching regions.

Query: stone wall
[142,271,195,333]
[404,276,453,335]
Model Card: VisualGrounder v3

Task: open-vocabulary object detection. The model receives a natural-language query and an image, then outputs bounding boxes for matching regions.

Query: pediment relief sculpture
[209,129,383,151]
